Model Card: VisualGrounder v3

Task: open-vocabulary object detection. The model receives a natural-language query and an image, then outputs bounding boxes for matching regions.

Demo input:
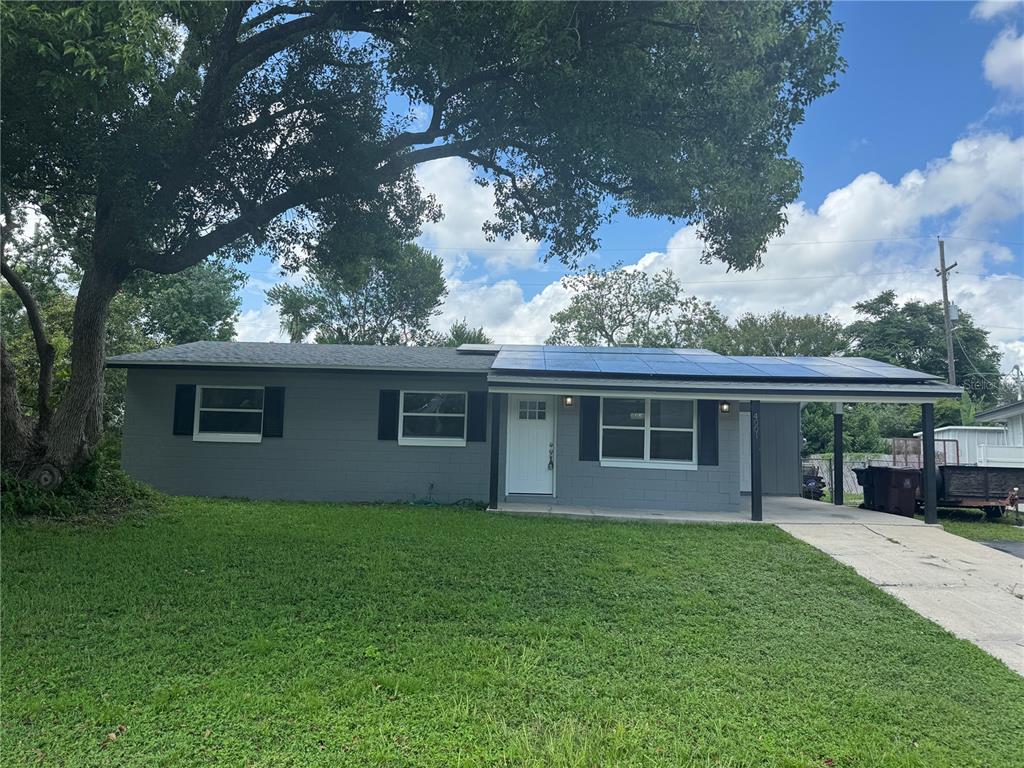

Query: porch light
[719,401,731,414]
[563,395,575,407]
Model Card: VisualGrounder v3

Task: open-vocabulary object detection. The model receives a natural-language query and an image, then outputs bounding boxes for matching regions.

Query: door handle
[548,442,555,471]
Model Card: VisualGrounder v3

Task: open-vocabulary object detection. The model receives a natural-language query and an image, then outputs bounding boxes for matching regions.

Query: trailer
[853,464,1023,519]
[938,465,1023,518]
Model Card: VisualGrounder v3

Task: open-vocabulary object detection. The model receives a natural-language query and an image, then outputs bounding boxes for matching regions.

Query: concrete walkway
[779,522,1024,675]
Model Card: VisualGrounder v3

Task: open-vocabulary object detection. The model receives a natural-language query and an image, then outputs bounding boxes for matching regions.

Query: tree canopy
[268,244,446,345]
[706,311,849,356]
[0,0,843,478]
[435,319,493,348]
[1,224,244,425]
[846,290,1003,401]
[547,265,728,347]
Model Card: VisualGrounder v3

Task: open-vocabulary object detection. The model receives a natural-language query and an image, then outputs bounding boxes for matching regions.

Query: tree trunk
[39,267,122,479]
[1,338,39,470]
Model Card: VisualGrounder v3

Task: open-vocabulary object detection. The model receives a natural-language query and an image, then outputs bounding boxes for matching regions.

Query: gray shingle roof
[107,341,954,400]
[106,341,495,372]
[976,400,1024,422]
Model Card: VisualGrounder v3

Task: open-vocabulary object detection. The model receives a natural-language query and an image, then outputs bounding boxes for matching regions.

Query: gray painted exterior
[123,367,492,503]
[123,368,802,511]
[496,396,743,512]
[756,403,803,496]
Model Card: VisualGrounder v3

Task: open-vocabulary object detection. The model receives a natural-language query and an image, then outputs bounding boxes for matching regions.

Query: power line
[416,235,1024,253]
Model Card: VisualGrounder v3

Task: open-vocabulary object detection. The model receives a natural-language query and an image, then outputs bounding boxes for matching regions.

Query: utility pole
[936,238,957,386]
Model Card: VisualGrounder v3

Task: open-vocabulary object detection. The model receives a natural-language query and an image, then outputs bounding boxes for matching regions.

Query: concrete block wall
[123,368,491,503]
[498,396,742,512]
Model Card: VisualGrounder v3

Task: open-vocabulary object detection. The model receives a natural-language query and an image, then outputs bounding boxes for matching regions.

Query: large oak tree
[1,1,843,484]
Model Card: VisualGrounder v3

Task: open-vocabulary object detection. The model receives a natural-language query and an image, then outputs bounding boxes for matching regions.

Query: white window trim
[398,390,468,447]
[599,397,697,470]
[193,385,264,443]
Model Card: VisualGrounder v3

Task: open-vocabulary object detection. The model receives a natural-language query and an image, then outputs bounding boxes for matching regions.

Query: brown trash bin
[879,467,921,517]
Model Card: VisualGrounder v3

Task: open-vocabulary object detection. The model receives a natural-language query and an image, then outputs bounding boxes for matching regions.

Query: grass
[820,490,1024,542]
[924,507,1024,542]
[3,499,1023,767]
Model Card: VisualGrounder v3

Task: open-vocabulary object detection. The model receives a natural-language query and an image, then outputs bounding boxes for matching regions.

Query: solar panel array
[490,346,936,382]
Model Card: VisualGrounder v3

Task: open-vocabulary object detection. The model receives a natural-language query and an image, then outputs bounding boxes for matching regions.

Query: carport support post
[922,402,938,524]
[488,393,501,510]
[832,403,844,506]
[750,400,762,521]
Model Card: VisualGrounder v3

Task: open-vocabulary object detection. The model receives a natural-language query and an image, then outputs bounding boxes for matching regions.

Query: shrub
[1,433,160,518]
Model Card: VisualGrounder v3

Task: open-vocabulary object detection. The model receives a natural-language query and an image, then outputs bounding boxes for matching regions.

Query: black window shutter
[172,384,196,435]
[262,386,286,437]
[579,396,600,461]
[378,389,399,440]
[466,391,488,442]
[697,400,719,466]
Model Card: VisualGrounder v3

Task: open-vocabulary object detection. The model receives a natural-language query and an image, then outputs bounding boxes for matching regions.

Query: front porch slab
[492,495,927,526]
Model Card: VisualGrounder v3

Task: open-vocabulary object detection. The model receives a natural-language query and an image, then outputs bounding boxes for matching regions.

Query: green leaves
[547,264,728,348]
[847,290,1003,401]
[267,243,447,345]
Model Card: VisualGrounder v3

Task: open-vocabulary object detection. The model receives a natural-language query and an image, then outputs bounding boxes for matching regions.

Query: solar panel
[643,361,714,376]
[595,358,654,374]
[489,346,936,382]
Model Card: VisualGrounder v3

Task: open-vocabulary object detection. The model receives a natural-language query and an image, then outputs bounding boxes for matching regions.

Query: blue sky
[237,1,1024,372]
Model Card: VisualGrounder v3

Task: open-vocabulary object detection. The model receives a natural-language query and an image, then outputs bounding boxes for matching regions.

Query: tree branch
[385,66,519,152]
[240,2,316,34]
[1,259,56,432]
[375,138,485,179]
[138,186,312,274]
[464,152,545,231]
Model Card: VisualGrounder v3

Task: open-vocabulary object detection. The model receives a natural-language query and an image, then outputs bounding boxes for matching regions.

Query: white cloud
[972,1,1022,21]
[439,134,1024,369]
[235,305,289,342]
[431,277,570,343]
[983,26,1024,94]
[415,156,543,273]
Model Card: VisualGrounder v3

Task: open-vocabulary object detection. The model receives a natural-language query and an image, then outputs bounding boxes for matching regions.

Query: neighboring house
[107,342,960,519]
[975,400,1024,467]
[910,425,1013,466]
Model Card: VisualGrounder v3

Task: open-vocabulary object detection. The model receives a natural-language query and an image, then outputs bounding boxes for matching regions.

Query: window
[600,397,696,469]
[518,400,547,420]
[194,386,264,443]
[399,391,467,446]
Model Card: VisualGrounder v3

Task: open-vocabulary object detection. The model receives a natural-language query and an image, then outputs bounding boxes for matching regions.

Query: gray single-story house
[107,342,961,521]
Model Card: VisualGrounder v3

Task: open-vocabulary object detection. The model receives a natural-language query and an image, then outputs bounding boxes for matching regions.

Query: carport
[742,383,959,524]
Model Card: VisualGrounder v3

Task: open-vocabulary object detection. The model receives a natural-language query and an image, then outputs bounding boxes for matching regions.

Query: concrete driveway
[779,522,1024,675]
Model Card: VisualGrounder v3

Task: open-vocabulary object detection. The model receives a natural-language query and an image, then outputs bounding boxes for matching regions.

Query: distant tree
[434,319,493,347]
[268,244,447,345]
[847,290,1002,402]
[995,372,1023,406]
[873,404,922,439]
[130,263,245,346]
[547,265,727,348]
[706,310,848,356]
[801,403,885,457]
[1,225,244,425]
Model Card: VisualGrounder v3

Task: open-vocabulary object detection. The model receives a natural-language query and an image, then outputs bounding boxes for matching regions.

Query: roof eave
[486,373,962,404]
[976,401,1024,422]
[104,359,485,375]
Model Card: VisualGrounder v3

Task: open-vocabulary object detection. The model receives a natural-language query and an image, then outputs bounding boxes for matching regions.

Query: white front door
[506,395,556,495]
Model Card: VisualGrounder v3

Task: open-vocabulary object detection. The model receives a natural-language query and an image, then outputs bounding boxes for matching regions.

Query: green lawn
[3,499,1023,767]
[823,491,1024,542]
[929,508,1024,542]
